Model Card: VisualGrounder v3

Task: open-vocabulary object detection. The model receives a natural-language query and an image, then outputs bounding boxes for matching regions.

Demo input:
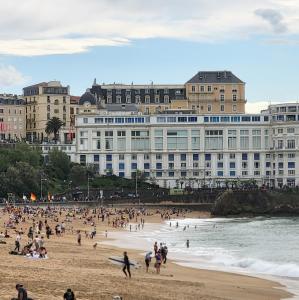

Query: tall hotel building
[41,71,299,188]
[24,81,71,142]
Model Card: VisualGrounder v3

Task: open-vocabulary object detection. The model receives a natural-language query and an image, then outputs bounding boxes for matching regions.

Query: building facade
[0,94,26,141]
[186,71,246,114]
[87,71,245,115]
[48,103,299,188]
[23,81,71,142]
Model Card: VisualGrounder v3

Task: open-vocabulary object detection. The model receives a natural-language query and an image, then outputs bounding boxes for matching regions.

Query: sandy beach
[0,207,293,300]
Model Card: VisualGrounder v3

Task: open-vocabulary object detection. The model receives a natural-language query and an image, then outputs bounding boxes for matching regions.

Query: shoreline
[0,207,294,300]
[102,215,295,300]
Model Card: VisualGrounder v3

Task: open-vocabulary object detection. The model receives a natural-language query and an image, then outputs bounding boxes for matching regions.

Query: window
[220,105,225,112]
[191,85,196,92]
[180,154,186,161]
[208,85,212,92]
[131,163,137,170]
[119,154,124,160]
[119,163,125,170]
[181,171,187,177]
[230,162,236,168]
[218,153,223,160]
[266,162,271,168]
[217,162,223,168]
[156,172,162,177]
[233,105,237,112]
[220,94,225,101]
[169,172,174,177]
[288,153,295,158]
[205,130,223,150]
[242,153,248,160]
[169,162,174,169]
[156,154,162,160]
[242,162,248,169]
[205,153,211,161]
[278,162,284,169]
[193,154,199,161]
[287,128,295,133]
[277,140,284,149]
[254,153,260,160]
[229,153,235,159]
[191,130,200,150]
[287,140,295,149]
[144,163,150,169]
[167,130,188,150]
[131,154,137,160]
[217,171,224,177]
[230,171,236,176]
[168,154,174,161]
[233,94,237,101]
[156,163,162,170]
[145,96,150,104]
[288,162,295,168]
[106,154,112,161]
[207,105,212,112]
[94,155,99,162]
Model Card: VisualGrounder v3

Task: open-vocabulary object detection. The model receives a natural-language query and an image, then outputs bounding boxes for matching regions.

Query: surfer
[122,251,131,278]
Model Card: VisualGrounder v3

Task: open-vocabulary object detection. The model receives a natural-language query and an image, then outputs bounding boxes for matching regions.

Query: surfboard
[108,256,137,267]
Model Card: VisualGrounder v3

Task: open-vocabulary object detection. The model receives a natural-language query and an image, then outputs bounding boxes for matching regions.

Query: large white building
[42,103,299,188]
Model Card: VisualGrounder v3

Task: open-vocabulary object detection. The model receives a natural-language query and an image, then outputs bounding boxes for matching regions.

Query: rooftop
[186,71,244,84]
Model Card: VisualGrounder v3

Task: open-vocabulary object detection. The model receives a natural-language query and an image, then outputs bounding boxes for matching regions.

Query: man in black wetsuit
[63,288,75,300]
[122,251,131,278]
[11,284,28,300]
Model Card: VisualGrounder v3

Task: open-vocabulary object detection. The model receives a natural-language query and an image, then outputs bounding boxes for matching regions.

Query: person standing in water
[123,251,131,278]
[186,239,190,248]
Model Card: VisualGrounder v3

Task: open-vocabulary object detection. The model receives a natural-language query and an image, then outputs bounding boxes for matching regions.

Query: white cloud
[0,65,27,87]
[0,0,298,56]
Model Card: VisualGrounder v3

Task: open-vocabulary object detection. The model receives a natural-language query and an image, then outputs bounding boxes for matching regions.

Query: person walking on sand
[14,233,21,252]
[122,251,131,278]
[154,250,162,274]
[77,230,81,246]
[145,251,152,273]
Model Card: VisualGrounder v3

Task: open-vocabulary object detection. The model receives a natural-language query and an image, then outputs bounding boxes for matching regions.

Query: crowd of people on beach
[0,204,191,298]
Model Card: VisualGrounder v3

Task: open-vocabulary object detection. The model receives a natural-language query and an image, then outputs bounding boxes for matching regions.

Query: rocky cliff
[212,190,299,216]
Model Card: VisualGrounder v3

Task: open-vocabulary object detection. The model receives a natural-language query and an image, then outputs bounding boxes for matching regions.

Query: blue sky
[0,0,299,113]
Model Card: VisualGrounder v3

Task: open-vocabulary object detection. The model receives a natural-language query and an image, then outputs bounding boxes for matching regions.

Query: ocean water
[103,217,299,298]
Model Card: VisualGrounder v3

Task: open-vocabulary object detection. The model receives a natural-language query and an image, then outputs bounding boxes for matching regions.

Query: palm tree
[45,117,64,143]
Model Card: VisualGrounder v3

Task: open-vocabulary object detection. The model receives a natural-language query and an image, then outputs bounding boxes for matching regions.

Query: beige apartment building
[87,71,246,115]
[0,94,26,141]
[186,71,246,114]
[23,81,71,142]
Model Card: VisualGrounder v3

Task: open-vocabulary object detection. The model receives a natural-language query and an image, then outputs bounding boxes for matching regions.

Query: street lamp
[87,175,91,201]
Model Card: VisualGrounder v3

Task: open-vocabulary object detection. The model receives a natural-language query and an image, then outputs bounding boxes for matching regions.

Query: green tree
[6,162,40,196]
[70,164,87,187]
[45,117,64,142]
[46,149,71,181]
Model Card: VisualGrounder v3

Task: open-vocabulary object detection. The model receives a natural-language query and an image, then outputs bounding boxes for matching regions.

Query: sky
[1,0,299,113]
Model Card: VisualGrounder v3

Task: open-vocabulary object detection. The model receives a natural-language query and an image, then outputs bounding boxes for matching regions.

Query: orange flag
[30,193,37,201]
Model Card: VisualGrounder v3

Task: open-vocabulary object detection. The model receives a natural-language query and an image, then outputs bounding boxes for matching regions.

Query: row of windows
[204,116,267,123]
[107,95,170,104]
